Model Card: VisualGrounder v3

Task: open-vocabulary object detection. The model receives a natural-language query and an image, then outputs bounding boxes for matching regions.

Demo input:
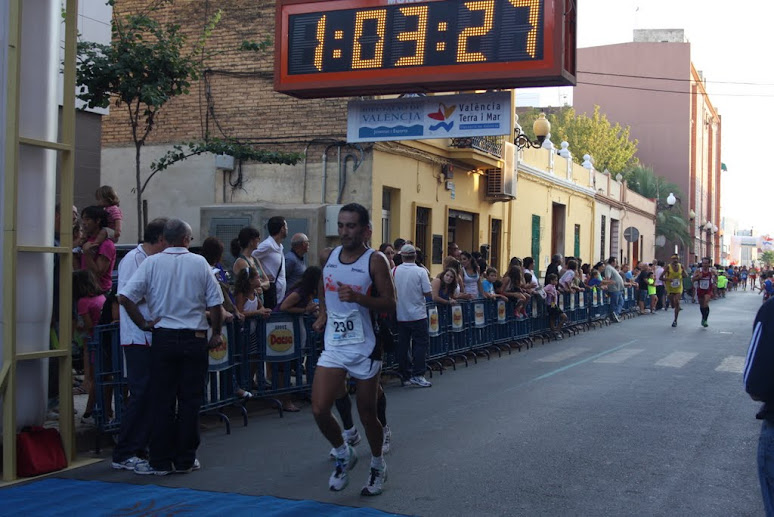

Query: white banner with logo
[347,92,512,143]
[265,320,296,359]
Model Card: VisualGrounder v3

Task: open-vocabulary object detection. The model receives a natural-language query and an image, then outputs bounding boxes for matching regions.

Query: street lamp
[514,113,551,150]
[705,221,713,231]
[657,192,681,211]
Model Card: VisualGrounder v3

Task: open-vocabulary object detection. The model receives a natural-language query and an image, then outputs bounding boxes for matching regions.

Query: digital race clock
[274,0,576,98]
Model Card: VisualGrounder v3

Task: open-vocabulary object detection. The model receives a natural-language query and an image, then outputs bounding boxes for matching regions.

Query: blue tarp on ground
[0,478,407,516]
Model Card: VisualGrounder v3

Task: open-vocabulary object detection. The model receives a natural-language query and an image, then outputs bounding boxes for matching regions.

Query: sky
[520,0,773,236]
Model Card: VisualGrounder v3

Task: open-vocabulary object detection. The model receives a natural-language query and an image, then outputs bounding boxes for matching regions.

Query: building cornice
[518,162,596,197]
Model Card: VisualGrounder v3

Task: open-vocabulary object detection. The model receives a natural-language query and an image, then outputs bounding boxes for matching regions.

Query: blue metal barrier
[89,323,122,438]
[243,313,314,416]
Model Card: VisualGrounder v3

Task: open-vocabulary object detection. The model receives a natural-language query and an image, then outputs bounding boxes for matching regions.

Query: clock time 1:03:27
[287,0,544,75]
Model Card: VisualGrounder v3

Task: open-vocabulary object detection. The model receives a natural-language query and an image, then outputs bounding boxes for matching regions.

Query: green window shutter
[531,215,540,278]
[574,224,581,258]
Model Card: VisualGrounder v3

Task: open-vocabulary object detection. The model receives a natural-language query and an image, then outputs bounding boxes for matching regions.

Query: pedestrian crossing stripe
[533,349,746,373]
[715,356,745,373]
[593,348,644,364]
[655,352,698,368]
[536,347,591,363]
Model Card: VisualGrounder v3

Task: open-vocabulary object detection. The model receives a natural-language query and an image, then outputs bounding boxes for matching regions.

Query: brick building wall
[102,0,349,148]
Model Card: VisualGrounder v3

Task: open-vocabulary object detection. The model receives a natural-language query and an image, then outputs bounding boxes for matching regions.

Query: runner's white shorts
[316,348,382,380]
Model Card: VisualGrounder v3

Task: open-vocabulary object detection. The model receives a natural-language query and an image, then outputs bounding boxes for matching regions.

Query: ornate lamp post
[514,113,551,150]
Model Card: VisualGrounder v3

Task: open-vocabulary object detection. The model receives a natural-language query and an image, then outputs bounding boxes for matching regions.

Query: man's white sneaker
[382,425,391,455]
[133,460,172,476]
[361,464,387,496]
[329,445,357,491]
[408,376,432,387]
[111,456,142,471]
[174,458,201,473]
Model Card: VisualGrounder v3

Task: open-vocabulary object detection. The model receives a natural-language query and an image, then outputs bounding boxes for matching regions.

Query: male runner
[311,203,395,496]
[661,254,684,327]
[692,257,715,327]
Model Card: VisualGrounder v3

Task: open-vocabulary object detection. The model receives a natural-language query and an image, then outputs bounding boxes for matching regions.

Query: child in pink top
[74,269,106,420]
[84,186,122,254]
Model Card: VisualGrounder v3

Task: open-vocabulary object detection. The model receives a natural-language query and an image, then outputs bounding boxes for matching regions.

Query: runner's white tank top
[323,246,376,356]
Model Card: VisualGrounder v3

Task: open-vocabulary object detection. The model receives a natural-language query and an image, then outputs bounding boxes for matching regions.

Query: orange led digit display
[275,0,576,98]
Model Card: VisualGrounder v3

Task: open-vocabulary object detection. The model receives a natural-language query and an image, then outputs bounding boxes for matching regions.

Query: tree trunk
[135,142,143,242]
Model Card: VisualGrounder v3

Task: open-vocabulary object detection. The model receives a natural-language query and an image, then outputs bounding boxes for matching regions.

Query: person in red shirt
[692,257,715,328]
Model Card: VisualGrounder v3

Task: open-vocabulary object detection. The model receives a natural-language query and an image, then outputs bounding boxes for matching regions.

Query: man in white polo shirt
[119,218,223,476]
[393,244,432,387]
[111,218,167,471]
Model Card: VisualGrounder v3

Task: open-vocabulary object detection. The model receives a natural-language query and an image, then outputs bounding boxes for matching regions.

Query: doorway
[551,203,566,258]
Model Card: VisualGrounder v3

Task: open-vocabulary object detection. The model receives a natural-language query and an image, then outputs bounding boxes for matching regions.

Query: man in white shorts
[312,203,395,496]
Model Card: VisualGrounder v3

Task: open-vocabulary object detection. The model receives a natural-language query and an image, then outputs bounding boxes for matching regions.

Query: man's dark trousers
[396,318,429,380]
[112,345,152,462]
[149,329,208,471]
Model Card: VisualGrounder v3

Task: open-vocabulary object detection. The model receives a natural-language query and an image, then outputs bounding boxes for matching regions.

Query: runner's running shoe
[329,428,361,458]
[329,445,357,491]
[361,464,387,496]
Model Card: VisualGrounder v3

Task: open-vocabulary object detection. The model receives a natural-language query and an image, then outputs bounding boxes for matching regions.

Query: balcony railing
[450,136,503,158]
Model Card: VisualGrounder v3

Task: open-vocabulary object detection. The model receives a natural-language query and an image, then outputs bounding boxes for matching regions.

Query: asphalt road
[62,289,766,516]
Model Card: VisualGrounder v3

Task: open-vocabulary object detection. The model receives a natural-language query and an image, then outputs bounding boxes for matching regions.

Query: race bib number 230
[328,310,365,346]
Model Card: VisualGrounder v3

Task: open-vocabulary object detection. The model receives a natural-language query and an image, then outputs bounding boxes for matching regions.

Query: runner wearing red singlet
[692,257,714,328]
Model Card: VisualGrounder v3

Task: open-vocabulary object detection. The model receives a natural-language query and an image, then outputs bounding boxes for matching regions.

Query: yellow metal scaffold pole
[2,0,79,482]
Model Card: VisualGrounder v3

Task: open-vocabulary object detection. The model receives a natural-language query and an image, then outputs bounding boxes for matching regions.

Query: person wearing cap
[393,243,433,388]
[661,254,685,327]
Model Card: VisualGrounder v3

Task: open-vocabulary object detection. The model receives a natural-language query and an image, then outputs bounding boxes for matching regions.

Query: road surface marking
[593,348,644,364]
[715,356,745,373]
[536,347,590,363]
[655,352,698,368]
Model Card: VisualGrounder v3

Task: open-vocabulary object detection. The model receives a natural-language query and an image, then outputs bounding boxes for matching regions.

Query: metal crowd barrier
[87,289,644,446]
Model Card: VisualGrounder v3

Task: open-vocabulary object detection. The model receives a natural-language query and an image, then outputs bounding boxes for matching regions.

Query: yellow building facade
[370,137,598,280]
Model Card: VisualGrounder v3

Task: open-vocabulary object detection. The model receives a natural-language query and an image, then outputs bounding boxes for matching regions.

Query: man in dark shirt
[284,233,309,289]
[744,298,774,515]
[544,254,563,285]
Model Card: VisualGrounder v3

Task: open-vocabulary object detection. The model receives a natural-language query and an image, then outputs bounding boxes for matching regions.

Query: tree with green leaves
[76,1,300,240]
[761,251,774,268]
[623,165,691,250]
[517,105,638,174]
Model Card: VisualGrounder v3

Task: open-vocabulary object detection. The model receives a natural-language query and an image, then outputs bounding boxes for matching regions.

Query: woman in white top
[460,251,485,299]
[522,256,540,291]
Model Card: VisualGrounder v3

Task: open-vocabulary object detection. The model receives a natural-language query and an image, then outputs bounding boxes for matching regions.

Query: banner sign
[207,327,229,371]
[428,306,441,337]
[451,305,464,332]
[265,320,296,358]
[347,92,511,143]
[497,301,507,324]
[474,303,486,328]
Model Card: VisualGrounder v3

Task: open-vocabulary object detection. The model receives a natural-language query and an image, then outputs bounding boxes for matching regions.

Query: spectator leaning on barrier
[285,233,310,289]
[119,218,224,476]
[253,216,288,309]
[743,298,774,515]
[600,257,625,323]
[111,218,168,472]
[393,244,433,388]
[312,203,395,496]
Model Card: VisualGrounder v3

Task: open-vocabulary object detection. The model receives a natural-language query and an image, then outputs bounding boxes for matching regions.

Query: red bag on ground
[16,426,67,477]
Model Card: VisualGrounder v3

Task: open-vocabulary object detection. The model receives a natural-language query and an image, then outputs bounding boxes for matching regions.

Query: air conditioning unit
[486,142,516,201]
